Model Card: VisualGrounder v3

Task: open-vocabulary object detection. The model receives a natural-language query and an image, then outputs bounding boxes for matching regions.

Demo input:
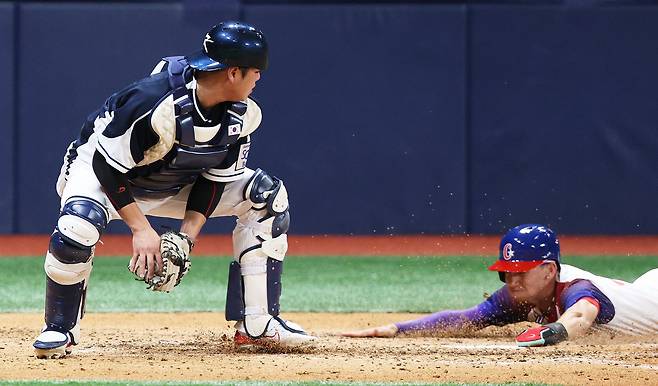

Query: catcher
[343,224,658,346]
[33,21,315,359]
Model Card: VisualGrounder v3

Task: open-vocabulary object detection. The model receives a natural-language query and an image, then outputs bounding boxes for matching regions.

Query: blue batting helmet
[186,21,268,72]
[488,224,561,281]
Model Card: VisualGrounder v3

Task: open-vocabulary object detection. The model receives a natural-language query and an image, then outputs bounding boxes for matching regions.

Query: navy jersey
[73,59,261,185]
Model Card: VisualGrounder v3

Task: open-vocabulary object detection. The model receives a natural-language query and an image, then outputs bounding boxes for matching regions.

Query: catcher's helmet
[186,21,268,72]
[488,224,561,281]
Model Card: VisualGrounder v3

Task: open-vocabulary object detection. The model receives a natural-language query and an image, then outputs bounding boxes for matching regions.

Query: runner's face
[505,263,554,302]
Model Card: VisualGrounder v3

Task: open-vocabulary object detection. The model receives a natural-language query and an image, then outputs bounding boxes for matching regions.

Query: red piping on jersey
[204,182,217,218]
[102,186,122,211]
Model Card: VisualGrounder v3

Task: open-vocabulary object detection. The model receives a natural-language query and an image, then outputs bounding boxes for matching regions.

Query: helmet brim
[487,260,544,273]
[185,51,227,71]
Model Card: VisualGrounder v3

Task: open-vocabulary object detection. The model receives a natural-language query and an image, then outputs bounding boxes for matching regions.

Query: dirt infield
[1,313,656,385]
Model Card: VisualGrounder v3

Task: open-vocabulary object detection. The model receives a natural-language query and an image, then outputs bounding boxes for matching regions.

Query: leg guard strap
[267,258,283,316]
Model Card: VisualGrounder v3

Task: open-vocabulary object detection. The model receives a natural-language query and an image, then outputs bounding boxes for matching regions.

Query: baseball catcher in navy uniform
[33,21,315,359]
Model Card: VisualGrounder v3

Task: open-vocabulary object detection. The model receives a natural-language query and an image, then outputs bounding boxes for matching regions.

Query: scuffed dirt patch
[1,313,656,385]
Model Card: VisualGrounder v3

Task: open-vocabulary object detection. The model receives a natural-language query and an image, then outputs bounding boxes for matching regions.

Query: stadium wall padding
[0,4,14,233]
[468,5,658,234]
[2,1,657,235]
[244,5,467,235]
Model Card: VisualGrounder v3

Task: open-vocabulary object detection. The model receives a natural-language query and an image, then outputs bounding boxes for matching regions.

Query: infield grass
[0,255,655,313]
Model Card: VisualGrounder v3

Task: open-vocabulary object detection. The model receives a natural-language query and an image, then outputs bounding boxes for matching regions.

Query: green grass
[0,255,655,313]
[0,381,555,386]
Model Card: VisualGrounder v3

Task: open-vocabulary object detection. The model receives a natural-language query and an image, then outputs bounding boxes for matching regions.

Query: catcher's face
[228,67,261,101]
[505,262,557,303]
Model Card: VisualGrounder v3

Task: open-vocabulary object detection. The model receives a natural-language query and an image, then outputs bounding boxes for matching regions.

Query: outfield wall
[1,1,657,235]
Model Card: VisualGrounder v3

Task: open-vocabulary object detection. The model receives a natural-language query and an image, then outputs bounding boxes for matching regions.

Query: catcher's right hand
[341,323,399,338]
[142,231,193,292]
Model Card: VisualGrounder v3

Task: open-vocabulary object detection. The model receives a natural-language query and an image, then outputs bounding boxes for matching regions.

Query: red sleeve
[580,296,600,311]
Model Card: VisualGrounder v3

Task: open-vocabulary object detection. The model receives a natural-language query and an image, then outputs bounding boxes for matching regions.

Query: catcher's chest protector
[129,56,246,194]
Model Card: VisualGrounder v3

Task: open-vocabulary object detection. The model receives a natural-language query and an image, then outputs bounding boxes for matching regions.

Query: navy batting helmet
[488,224,561,282]
[186,21,268,72]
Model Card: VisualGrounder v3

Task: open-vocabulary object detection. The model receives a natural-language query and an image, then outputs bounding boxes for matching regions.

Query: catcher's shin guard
[35,199,107,357]
[226,169,289,337]
[226,258,283,321]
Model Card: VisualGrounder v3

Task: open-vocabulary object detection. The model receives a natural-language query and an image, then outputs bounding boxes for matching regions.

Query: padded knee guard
[226,169,289,337]
[43,198,108,340]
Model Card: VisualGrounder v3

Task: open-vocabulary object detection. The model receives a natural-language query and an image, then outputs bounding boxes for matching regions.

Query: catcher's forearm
[180,210,206,241]
[118,202,152,233]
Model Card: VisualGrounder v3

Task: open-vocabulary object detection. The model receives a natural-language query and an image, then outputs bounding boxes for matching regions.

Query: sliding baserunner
[343,224,658,346]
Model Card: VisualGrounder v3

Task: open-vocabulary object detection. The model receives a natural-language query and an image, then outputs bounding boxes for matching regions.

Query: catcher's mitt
[145,231,193,292]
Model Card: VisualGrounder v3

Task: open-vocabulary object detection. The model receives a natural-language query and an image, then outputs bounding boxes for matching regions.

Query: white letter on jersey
[236,143,250,170]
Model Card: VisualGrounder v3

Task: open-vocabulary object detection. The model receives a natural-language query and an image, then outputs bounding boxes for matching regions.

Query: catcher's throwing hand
[146,231,193,292]
[341,323,399,338]
[516,322,568,347]
[128,227,162,281]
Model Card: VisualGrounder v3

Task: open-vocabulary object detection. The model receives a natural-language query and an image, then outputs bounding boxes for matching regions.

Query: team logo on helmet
[502,243,514,260]
[203,33,214,53]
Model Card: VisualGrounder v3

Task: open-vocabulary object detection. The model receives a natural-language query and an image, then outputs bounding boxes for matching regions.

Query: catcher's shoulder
[240,97,262,137]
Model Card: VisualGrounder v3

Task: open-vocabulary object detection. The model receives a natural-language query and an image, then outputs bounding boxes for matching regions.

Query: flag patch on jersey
[228,123,242,136]
[236,143,250,170]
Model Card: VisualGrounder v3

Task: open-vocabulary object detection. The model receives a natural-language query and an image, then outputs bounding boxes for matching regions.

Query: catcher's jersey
[67,59,261,185]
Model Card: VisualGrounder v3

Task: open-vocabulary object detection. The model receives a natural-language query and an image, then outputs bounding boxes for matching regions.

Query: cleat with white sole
[33,330,74,359]
[234,316,316,349]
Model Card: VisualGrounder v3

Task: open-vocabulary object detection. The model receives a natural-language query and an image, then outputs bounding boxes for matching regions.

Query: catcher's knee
[234,168,290,259]
[245,168,289,217]
[57,198,108,248]
[46,199,108,285]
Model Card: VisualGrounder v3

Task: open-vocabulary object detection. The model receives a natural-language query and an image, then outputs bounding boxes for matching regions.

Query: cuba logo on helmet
[502,243,514,260]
